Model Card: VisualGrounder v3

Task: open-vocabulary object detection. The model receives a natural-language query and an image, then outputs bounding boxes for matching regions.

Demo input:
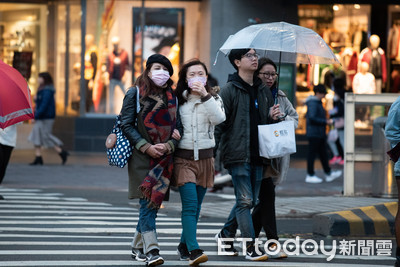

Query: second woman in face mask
[173,59,226,265]
[120,54,182,266]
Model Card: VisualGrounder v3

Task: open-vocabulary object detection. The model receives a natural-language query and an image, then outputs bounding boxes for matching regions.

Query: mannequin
[359,35,387,94]
[353,62,376,94]
[84,34,98,112]
[353,62,376,122]
[106,36,130,113]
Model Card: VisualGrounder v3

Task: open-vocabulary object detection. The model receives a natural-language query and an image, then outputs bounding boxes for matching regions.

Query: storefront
[295,3,400,139]
[48,0,203,117]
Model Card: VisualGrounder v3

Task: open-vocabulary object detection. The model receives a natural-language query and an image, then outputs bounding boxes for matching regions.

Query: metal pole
[140,0,145,73]
[343,93,355,196]
[79,0,87,116]
[64,3,70,116]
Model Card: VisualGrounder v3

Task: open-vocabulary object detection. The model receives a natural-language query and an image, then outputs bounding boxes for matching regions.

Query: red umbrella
[0,60,34,129]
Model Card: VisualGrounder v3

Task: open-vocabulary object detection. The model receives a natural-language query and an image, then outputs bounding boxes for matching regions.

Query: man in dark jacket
[305,84,342,183]
[214,48,281,261]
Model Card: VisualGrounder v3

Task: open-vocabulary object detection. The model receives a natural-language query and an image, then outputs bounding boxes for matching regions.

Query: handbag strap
[136,85,140,113]
[135,86,141,126]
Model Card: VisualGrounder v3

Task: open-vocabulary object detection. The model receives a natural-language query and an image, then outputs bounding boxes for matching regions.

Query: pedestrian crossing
[0,187,395,266]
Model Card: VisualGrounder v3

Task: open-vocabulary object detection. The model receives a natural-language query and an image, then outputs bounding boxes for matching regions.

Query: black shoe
[59,150,69,165]
[189,249,208,266]
[146,249,164,266]
[29,156,43,165]
[177,242,189,261]
[214,231,238,256]
[245,245,268,261]
[131,247,146,262]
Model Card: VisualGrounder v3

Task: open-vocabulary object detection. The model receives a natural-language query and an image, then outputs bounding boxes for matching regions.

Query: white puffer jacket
[178,90,226,160]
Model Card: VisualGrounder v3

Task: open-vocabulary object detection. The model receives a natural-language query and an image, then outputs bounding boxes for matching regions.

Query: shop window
[297,4,373,135]
[76,1,196,115]
[55,3,82,116]
[0,3,47,96]
[132,7,185,83]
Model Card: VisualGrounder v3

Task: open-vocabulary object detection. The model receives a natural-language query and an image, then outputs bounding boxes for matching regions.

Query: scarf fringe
[139,187,161,210]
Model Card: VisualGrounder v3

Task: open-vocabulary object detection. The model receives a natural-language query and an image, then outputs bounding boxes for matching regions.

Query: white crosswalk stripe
[0,187,394,267]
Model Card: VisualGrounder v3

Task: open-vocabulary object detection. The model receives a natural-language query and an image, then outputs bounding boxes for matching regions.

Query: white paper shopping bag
[258,120,296,159]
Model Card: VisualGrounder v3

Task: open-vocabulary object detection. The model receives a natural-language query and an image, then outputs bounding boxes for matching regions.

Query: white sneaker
[325,170,342,182]
[267,243,288,259]
[305,175,323,183]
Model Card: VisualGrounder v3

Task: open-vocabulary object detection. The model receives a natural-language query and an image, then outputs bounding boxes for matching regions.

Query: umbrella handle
[213,51,221,66]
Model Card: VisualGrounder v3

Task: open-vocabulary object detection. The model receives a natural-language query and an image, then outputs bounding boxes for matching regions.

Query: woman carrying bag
[120,54,182,266]
[173,59,226,265]
[252,57,298,258]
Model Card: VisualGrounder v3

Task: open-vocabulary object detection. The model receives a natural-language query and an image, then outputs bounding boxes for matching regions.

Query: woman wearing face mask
[120,54,182,266]
[173,59,225,265]
[252,57,298,259]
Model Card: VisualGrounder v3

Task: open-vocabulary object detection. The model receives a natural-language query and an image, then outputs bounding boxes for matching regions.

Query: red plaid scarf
[138,88,176,209]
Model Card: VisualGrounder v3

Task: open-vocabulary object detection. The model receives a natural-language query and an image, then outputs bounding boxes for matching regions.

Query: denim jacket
[385,96,400,176]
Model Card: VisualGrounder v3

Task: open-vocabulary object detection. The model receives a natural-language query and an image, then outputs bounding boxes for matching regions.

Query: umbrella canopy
[218,21,339,65]
[0,60,34,129]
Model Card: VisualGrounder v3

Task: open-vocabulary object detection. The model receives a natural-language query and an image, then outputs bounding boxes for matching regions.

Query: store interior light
[354,4,361,9]
[333,5,339,11]
[26,15,36,21]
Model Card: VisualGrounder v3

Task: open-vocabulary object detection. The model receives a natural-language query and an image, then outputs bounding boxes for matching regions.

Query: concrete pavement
[3,149,397,237]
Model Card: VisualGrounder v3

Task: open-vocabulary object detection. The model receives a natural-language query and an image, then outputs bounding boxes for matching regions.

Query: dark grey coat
[214,76,275,168]
[120,86,182,199]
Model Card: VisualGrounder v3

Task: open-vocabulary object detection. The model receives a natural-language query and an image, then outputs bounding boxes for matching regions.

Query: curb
[312,202,397,236]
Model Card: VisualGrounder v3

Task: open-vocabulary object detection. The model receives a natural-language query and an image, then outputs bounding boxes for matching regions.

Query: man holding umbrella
[214,48,281,261]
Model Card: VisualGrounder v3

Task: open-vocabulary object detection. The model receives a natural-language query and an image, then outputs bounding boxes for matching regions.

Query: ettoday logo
[216,237,393,261]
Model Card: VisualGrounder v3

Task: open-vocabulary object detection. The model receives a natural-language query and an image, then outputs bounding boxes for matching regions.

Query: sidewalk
[5,149,398,237]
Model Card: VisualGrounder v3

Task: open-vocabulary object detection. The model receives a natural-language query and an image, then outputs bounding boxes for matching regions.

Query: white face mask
[187,76,207,88]
[150,69,170,87]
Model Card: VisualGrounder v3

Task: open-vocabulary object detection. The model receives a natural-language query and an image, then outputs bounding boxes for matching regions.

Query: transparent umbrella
[216,21,339,65]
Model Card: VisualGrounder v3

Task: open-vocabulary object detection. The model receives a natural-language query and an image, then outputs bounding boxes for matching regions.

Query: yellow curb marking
[384,202,398,218]
[335,210,364,236]
[360,206,391,235]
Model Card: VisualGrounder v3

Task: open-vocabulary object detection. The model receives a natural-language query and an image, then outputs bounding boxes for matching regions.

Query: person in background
[120,54,181,266]
[0,124,17,184]
[328,79,345,166]
[252,57,298,259]
[207,74,231,193]
[28,72,69,165]
[384,96,400,267]
[173,59,225,265]
[305,84,342,183]
[214,48,281,261]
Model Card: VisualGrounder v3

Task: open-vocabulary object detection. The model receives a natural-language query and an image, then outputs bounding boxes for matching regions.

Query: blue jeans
[179,183,207,252]
[221,163,263,242]
[133,198,159,253]
[109,78,125,113]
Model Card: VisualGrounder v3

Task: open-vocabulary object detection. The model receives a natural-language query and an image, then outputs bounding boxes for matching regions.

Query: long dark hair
[38,72,54,86]
[134,63,174,98]
[175,59,210,105]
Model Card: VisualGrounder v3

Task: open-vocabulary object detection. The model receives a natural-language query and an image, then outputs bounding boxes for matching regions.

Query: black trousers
[307,137,331,176]
[252,177,278,241]
[0,144,13,184]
